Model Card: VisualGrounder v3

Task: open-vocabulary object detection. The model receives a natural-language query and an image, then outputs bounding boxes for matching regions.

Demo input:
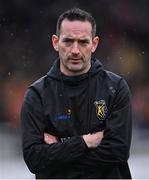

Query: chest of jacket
[42,76,115,138]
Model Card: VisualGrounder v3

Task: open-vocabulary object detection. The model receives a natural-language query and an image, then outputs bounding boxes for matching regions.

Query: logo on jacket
[94,100,108,120]
[54,109,71,121]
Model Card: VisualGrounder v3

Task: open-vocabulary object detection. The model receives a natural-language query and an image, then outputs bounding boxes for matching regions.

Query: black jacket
[21,58,132,179]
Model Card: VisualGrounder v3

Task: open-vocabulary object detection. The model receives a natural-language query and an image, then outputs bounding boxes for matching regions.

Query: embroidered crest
[94,100,108,120]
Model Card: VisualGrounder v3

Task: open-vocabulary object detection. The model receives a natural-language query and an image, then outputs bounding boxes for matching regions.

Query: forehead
[60,19,92,38]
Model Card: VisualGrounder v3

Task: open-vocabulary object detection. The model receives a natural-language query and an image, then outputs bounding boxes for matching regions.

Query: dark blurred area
[0,0,149,178]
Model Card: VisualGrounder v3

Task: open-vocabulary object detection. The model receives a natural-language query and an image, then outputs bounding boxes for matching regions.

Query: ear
[52,34,59,51]
[91,36,99,53]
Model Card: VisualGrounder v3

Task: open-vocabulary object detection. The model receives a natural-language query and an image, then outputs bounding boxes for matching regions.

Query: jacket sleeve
[21,88,88,174]
[78,78,132,166]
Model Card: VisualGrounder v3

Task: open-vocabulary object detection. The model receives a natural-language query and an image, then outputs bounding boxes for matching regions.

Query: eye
[62,38,74,45]
[79,40,89,46]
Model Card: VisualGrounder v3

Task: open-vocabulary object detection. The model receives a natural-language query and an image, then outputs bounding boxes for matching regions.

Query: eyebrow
[78,39,90,43]
[62,37,74,41]
[62,37,90,42]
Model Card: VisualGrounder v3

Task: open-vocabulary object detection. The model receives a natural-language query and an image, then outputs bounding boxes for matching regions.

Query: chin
[69,66,83,72]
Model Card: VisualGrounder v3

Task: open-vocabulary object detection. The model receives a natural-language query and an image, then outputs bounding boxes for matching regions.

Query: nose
[71,42,80,55]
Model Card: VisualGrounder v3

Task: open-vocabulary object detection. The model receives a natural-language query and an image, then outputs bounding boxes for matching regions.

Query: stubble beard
[66,60,91,75]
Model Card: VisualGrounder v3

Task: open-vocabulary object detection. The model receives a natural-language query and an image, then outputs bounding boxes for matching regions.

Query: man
[21,8,132,179]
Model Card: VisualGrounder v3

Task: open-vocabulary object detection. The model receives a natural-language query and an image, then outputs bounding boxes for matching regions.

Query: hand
[82,131,104,148]
[44,133,59,144]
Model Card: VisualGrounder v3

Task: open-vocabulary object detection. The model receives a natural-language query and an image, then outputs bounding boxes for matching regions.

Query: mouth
[69,59,81,64]
[69,57,82,61]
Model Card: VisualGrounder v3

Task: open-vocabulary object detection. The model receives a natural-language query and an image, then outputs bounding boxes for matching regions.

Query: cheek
[59,46,69,55]
[83,47,92,57]
[59,48,71,62]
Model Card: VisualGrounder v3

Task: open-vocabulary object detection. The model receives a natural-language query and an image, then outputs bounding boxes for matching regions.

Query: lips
[68,56,82,64]
[69,59,81,64]
[68,57,82,61]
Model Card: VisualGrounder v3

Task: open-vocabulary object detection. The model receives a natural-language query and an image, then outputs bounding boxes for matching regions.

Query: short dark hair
[56,8,96,37]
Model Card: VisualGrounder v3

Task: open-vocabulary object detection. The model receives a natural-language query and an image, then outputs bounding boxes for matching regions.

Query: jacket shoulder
[101,70,122,90]
[101,70,130,95]
[105,70,122,83]
[30,75,47,94]
[22,76,47,104]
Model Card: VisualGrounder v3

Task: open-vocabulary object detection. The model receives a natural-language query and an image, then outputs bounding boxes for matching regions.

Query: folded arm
[21,88,104,174]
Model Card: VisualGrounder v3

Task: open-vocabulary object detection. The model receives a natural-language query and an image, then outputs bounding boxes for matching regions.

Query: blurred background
[0,0,149,178]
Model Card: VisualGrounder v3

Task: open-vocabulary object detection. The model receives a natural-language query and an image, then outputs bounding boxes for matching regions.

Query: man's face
[52,19,99,76]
